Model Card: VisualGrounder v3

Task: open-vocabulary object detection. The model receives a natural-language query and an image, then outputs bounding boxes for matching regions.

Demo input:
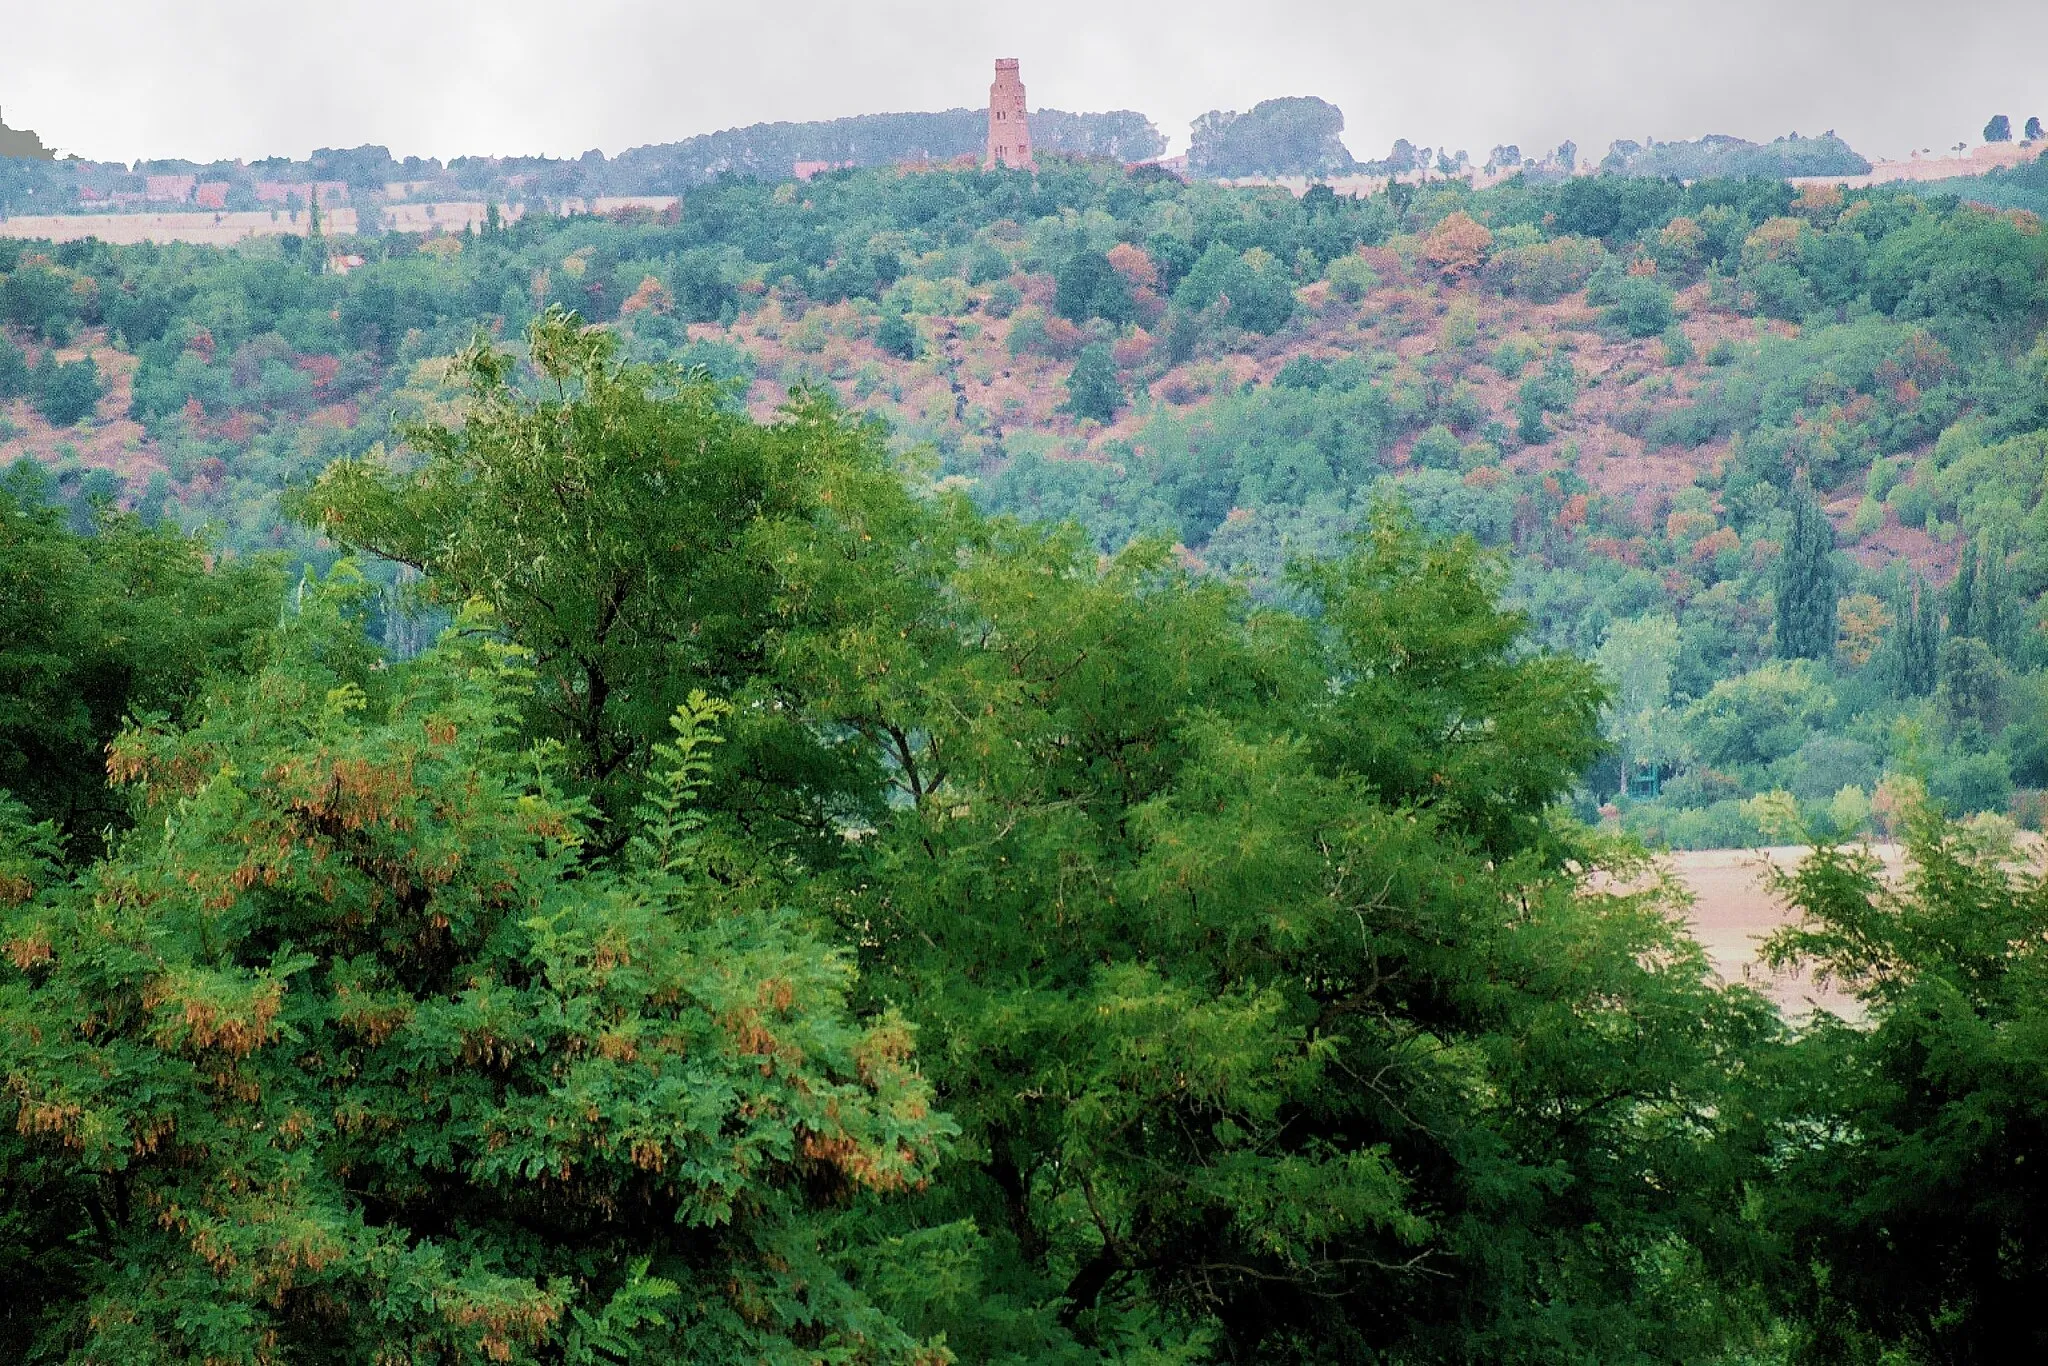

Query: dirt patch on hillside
[1,329,168,492]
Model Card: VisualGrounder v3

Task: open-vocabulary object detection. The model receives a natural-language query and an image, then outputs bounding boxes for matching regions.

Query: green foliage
[28,351,103,426]
[0,474,282,850]
[1604,272,1677,337]
[1187,96,1356,178]
[1774,476,1838,660]
[845,505,1772,1361]
[1685,659,1835,771]
[1052,249,1134,325]
[1761,806,2048,1360]
[296,308,937,842]
[1062,341,1122,423]
[875,310,919,360]
[0,583,950,1362]
[1172,243,1294,334]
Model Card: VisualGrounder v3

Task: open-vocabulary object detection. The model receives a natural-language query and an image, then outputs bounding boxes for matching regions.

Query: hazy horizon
[2,0,2045,168]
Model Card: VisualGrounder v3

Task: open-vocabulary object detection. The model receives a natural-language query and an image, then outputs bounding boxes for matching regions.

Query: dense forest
[3,145,2048,1362]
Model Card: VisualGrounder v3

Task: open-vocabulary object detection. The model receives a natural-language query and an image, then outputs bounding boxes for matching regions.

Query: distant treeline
[15,109,1168,216]
[609,108,1166,189]
[1600,133,1872,180]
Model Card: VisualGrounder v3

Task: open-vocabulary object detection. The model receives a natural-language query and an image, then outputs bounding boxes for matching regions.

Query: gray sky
[3,0,2045,167]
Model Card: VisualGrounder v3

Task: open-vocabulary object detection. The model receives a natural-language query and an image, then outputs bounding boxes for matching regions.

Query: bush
[1274,355,1333,390]
[1053,249,1134,325]
[875,311,919,360]
[1324,253,1380,302]
[1063,342,1122,423]
[1928,748,2014,815]
[0,333,28,399]
[1485,236,1605,302]
[1173,244,1294,335]
[30,353,103,426]
[1888,480,1932,529]
[1411,423,1463,470]
[984,279,1023,318]
[1605,275,1676,338]
[1490,337,1538,378]
[1661,325,1695,367]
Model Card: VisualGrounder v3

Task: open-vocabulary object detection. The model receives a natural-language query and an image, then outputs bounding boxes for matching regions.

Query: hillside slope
[3,159,2045,846]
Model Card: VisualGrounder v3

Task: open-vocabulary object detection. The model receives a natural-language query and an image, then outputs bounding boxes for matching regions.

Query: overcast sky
[3,0,2045,168]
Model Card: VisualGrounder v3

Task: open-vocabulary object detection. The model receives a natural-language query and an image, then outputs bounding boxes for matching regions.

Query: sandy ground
[0,195,679,246]
[1663,845,1902,1017]
[0,209,359,245]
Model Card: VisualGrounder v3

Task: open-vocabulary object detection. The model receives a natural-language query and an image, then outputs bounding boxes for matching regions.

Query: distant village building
[194,182,230,209]
[0,107,54,160]
[145,174,197,203]
[984,59,1035,171]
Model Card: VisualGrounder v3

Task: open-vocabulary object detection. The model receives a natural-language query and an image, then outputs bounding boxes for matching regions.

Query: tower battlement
[984,59,1035,172]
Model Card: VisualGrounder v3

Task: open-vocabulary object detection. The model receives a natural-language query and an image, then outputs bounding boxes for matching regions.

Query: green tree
[1936,634,2004,734]
[296,309,942,846]
[875,310,918,359]
[1984,113,2012,142]
[0,579,951,1362]
[1051,249,1133,325]
[1604,272,1676,338]
[28,352,102,427]
[845,508,1777,1361]
[1945,533,1980,638]
[1762,802,2048,1362]
[0,332,28,399]
[1171,243,1294,334]
[1597,612,1687,796]
[1775,475,1838,661]
[0,470,281,850]
[1061,341,1122,423]
[1893,573,1940,697]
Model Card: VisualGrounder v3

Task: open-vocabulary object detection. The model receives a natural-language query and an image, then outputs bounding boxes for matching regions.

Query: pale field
[1665,837,2044,1017]
[0,208,357,245]
[1,196,678,247]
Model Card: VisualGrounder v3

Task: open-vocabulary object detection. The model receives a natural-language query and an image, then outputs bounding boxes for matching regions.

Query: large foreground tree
[0,577,951,1363]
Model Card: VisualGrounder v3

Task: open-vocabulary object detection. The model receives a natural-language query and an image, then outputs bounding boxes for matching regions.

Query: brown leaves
[1421,212,1493,281]
[142,970,285,1058]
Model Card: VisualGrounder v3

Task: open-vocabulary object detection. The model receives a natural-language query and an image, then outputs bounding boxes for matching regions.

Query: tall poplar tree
[1775,474,1839,661]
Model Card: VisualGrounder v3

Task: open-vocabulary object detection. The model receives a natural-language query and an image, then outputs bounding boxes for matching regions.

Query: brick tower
[984,59,1035,171]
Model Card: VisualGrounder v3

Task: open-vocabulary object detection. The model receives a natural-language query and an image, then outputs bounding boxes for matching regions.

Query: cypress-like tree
[1775,475,1838,660]
[1945,535,1979,640]
[1895,573,1940,697]
[1974,534,2016,659]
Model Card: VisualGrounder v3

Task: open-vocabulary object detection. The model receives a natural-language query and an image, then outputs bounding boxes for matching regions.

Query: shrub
[984,279,1023,318]
[1054,249,1134,325]
[0,333,28,398]
[1485,236,1605,302]
[1173,244,1294,334]
[1662,324,1695,367]
[1889,480,1932,529]
[1324,252,1380,302]
[1063,342,1122,423]
[1927,748,2014,815]
[30,353,103,426]
[876,311,918,360]
[1605,275,1676,338]
[1411,423,1464,470]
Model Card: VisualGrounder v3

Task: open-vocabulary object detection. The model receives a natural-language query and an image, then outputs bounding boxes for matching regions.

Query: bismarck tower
[984,59,1035,171]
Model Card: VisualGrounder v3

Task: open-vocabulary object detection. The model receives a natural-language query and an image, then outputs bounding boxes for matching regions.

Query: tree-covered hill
[3,154,2047,851]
